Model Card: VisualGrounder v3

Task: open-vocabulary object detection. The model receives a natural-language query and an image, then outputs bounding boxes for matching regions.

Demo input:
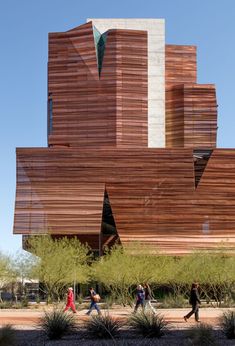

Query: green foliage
[28,236,91,302]
[91,243,235,308]
[129,312,168,338]
[185,323,218,346]
[0,324,16,346]
[161,294,187,308]
[220,310,235,339]
[0,253,15,296]
[20,296,29,308]
[39,308,77,340]
[0,302,14,309]
[92,243,168,306]
[85,314,122,339]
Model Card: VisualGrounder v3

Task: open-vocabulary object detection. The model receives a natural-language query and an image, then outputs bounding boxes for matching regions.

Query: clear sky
[0,0,235,255]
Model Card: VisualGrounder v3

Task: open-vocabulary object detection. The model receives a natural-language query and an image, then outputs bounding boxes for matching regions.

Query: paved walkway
[0,307,233,329]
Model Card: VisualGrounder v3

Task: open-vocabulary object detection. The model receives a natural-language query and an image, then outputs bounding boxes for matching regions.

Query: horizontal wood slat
[14,148,235,254]
[48,22,147,148]
[165,44,197,88]
[166,84,217,148]
[165,45,217,148]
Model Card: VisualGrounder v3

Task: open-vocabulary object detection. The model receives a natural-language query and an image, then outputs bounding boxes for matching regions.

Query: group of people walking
[63,282,201,323]
[133,283,157,314]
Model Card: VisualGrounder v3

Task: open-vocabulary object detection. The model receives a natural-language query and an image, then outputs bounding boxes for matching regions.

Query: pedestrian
[133,284,145,314]
[184,282,201,322]
[144,283,157,314]
[63,287,77,313]
[86,287,101,315]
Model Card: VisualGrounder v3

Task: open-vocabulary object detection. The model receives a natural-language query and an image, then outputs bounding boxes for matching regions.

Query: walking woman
[144,283,157,314]
[63,287,77,313]
[184,282,201,322]
[133,284,145,314]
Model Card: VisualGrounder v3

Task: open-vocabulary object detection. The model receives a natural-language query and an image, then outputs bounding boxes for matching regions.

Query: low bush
[161,294,187,308]
[220,310,235,339]
[0,324,16,346]
[85,313,122,339]
[185,323,218,346]
[129,311,168,338]
[0,302,13,309]
[20,297,29,308]
[39,308,77,340]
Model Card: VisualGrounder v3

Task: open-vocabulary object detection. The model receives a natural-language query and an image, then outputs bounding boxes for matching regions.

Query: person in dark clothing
[144,283,157,314]
[86,287,101,315]
[184,282,201,322]
[133,284,145,314]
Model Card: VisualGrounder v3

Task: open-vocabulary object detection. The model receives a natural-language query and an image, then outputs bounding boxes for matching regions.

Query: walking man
[86,287,101,315]
[184,282,201,322]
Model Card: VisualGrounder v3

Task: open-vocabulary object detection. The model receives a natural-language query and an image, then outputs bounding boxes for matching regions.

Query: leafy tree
[27,236,91,302]
[10,250,37,297]
[0,252,15,301]
[92,243,171,306]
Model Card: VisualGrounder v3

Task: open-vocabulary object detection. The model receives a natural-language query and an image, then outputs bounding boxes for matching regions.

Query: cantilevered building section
[13,19,235,255]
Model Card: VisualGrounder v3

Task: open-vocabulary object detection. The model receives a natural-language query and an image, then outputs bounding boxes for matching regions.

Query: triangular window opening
[93,26,107,77]
[101,189,117,235]
[193,149,212,188]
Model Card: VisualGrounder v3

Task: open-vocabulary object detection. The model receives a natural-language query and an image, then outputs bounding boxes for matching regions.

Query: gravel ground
[13,326,234,346]
[1,308,234,345]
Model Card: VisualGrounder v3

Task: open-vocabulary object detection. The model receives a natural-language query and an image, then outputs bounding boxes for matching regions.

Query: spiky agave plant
[129,311,168,338]
[85,313,122,339]
[0,324,16,346]
[220,310,235,339]
[39,308,77,340]
[185,323,218,346]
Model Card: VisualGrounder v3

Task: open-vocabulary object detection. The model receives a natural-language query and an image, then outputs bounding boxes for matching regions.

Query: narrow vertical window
[48,97,53,134]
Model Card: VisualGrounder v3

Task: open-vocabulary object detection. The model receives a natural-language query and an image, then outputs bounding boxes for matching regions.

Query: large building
[13,19,235,255]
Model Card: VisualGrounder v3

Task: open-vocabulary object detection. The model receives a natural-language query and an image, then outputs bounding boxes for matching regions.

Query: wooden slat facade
[165,45,197,88]
[165,45,217,148]
[13,21,234,255]
[48,22,147,148]
[14,148,235,254]
[166,84,217,148]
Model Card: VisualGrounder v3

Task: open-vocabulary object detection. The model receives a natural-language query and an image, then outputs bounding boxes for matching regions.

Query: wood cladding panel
[48,23,147,148]
[165,45,197,88]
[166,84,217,148]
[14,148,235,254]
[165,45,217,148]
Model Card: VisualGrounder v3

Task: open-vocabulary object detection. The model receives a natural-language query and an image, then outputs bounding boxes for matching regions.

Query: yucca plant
[129,311,168,338]
[185,323,218,346]
[0,324,16,346]
[39,308,77,340]
[85,313,122,339]
[220,310,235,339]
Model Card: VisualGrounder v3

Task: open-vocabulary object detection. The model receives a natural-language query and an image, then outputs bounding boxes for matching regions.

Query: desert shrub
[185,323,218,346]
[129,311,168,338]
[220,310,235,339]
[161,293,187,308]
[0,324,16,346]
[20,296,29,308]
[85,314,121,339]
[39,308,77,340]
[0,302,13,309]
[103,295,115,309]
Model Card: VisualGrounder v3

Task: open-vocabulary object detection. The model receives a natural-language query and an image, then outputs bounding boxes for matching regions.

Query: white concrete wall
[87,18,165,148]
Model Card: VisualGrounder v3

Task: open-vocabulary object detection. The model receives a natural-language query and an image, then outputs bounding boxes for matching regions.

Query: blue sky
[0,0,235,255]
